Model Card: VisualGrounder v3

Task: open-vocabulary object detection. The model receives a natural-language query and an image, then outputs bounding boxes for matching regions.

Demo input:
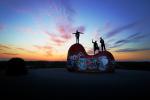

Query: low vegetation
[0,60,150,72]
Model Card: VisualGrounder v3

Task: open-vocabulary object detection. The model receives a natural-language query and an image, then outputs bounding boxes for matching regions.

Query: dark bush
[6,58,28,75]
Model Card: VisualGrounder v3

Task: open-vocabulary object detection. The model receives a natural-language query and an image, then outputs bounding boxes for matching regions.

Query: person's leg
[76,38,78,43]
[76,38,77,43]
[77,36,79,43]
[104,45,106,51]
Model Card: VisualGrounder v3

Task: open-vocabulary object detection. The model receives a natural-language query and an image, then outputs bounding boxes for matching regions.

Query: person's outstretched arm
[92,39,94,43]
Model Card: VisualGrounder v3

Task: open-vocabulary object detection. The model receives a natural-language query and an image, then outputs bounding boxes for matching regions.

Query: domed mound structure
[67,43,115,72]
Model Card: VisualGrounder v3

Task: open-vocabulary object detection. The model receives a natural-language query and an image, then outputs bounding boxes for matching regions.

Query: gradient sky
[0,0,150,61]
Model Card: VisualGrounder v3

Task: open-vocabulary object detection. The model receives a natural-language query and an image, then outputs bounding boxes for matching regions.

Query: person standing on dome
[72,30,84,44]
[100,37,106,51]
[92,39,99,55]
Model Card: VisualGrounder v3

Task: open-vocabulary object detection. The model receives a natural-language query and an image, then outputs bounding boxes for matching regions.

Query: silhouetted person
[72,30,84,44]
[100,37,106,51]
[92,39,99,55]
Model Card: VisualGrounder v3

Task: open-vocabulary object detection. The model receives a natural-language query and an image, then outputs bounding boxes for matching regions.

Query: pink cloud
[0,24,4,31]
[43,0,86,46]
[34,45,53,56]
[45,24,86,46]
[18,27,36,34]
[57,24,73,40]
[76,26,86,32]
[48,0,85,42]
[45,31,66,46]
[51,37,65,46]
[45,31,57,37]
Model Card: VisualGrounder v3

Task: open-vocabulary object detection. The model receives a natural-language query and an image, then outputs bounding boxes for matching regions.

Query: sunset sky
[0,0,150,61]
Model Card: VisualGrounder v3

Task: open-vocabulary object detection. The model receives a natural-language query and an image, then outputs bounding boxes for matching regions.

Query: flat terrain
[0,68,150,98]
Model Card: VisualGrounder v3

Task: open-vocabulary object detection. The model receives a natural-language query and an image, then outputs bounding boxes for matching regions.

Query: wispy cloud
[0,44,36,55]
[49,0,75,21]
[34,45,53,56]
[76,26,85,32]
[56,23,73,40]
[17,47,35,53]
[45,0,85,45]
[18,27,36,34]
[109,32,147,48]
[34,45,52,50]
[114,48,150,52]
[0,44,11,49]
[2,53,18,55]
[45,31,66,45]
[3,0,85,46]
[56,24,86,41]
[106,21,140,38]
[92,22,111,40]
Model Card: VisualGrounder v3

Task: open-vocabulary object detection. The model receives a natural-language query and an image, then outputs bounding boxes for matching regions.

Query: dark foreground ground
[0,61,150,70]
[0,68,150,98]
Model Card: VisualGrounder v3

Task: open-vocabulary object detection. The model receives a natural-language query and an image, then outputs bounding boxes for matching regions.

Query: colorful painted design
[67,43,115,72]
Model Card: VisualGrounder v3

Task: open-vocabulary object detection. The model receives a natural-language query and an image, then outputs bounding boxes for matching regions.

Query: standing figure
[100,37,106,51]
[72,30,84,44]
[92,39,99,55]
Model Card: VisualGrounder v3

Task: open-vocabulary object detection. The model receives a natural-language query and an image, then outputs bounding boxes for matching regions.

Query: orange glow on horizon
[1,50,150,61]
[112,50,150,61]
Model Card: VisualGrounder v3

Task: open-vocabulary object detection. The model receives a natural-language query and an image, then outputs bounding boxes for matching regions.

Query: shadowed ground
[0,68,150,98]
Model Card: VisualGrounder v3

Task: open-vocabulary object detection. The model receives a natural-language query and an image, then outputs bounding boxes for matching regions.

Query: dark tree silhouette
[6,58,28,75]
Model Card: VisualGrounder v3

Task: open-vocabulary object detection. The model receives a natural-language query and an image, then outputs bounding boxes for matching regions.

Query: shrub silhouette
[6,58,28,75]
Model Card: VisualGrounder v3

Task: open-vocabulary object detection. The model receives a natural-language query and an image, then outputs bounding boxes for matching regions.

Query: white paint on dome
[98,56,109,71]
[101,56,108,66]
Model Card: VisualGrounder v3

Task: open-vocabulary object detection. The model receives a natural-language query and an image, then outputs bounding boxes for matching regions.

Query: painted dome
[67,43,115,72]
